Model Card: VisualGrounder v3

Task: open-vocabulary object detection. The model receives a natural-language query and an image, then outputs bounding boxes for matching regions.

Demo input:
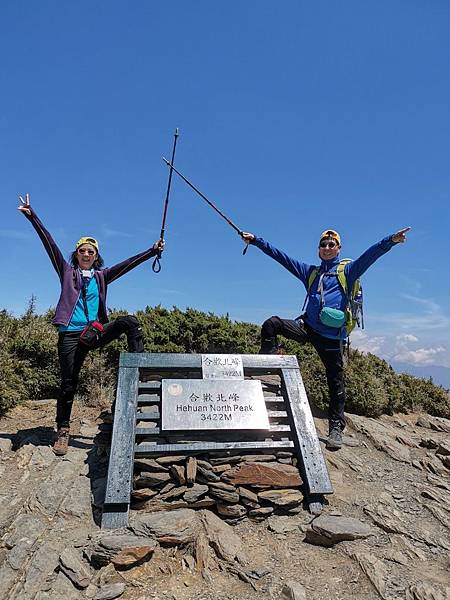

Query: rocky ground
[0,399,449,600]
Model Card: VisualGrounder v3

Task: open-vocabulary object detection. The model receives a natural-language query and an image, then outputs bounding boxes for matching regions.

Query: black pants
[261,316,345,429]
[56,315,143,427]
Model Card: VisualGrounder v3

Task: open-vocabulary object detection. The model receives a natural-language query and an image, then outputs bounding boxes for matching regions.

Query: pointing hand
[392,227,411,243]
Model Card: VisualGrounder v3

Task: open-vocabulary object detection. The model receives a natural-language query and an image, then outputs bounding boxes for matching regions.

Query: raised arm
[103,239,165,284]
[345,227,411,286]
[241,231,312,287]
[18,194,67,281]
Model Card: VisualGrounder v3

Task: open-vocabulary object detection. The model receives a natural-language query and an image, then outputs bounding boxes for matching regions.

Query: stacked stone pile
[131,452,304,522]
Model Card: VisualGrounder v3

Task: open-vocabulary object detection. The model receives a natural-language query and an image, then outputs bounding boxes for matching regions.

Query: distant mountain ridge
[391,361,450,392]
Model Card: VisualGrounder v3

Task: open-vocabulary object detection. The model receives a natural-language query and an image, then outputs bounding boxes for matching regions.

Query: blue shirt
[58,275,99,332]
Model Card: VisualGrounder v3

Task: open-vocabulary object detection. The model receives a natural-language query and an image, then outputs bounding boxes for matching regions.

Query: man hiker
[240,226,410,450]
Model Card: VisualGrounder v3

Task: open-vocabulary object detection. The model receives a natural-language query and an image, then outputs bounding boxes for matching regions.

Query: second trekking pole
[152,128,180,273]
[162,158,249,255]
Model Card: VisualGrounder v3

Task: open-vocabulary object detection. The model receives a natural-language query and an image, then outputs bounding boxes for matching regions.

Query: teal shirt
[58,276,99,332]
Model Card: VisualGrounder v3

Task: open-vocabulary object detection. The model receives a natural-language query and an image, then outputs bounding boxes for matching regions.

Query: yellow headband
[76,236,99,252]
[319,229,341,246]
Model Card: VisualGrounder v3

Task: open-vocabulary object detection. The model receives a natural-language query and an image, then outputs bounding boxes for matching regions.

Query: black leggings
[261,316,346,428]
[56,315,143,427]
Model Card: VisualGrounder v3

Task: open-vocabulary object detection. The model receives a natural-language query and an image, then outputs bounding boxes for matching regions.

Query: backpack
[305,259,364,334]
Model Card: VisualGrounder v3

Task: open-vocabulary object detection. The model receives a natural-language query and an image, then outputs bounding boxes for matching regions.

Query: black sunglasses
[77,248,96,256]
[320,241,337,249]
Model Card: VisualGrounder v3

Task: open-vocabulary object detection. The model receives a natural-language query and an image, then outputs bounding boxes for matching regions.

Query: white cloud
[352,330,450,368]
[393,346,447,366]
[396,334,418,343]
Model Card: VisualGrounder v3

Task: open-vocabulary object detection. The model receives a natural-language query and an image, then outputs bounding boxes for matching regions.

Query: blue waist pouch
[319,307,346,328]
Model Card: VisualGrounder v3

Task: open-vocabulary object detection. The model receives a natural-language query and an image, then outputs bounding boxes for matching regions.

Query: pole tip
[174,128,179,136]
[162,156,169,164]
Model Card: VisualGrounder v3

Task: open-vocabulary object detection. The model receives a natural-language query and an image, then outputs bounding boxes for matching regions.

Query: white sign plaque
[161,379,269,431]
[201,354,244,380]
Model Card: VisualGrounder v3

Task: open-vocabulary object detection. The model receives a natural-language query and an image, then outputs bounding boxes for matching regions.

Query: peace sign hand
[391,227,411,244]
[18,193,31,216]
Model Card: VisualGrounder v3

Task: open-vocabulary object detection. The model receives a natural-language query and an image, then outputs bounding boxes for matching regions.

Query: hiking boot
[53,427,70,456]
[326,422,343,450]
[259,338,279,354]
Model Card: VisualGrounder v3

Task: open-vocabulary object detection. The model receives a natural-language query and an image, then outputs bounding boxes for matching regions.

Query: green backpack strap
[336,259,360,298]
[307,266,320,291]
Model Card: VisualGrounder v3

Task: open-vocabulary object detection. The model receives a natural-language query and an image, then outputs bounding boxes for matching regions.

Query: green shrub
[0,302,448,420]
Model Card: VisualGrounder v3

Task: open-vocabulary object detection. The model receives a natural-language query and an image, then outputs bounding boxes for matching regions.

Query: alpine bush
[0,302,448,420]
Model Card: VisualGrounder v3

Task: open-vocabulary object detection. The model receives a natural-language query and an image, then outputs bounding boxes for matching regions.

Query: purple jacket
[24,207,157,327]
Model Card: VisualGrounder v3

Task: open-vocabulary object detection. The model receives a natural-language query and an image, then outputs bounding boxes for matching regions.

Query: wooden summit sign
[101,352,333,529]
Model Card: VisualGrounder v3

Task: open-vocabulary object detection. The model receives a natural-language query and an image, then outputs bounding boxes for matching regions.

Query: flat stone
[186,457,198,484]
[183,484,209,503]
[131,488,159,502]
[211,464,232,473]
[196,459,213,469]
[420,437,439,449]
[134,458,169,472]
[29,446,56,469]
[130,509,198,544]
[280,582,307,600]
[406,582,450,600]
[208,481,237,492]
[47,571,81,599]
[216,503,247,519]
[416,415,431,429]
[249,507,274,518]
[4,514,47,550]
[210,456,242,465]
[186,496,216,509]
[239,454,277,462]
[276,452,293,459]
[197,465,220,482]
[170,464,186,485]
[90,535,157,569]
[94,582,126,600]
[429,416,450,433]
[258,489,303,507]
[306,514,373,547]
[238,487,258,503]
[59,548,91,589]
[0,439,13,453]
[224,462,302,487]
[209,487,240,504]
[132,498,188,512]
[156,455,186,464]
[346,415,411,463]
[134,472,171,488]
[13,541,60,598]
[268,515,302,534]
[159,485,188,501]
[159,482,176,494]
[436,441,450,456]
[199,510,245,563]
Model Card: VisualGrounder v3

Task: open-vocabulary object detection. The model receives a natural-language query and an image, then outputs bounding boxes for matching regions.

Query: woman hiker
[18,194,164,456]
[240,226,410,450]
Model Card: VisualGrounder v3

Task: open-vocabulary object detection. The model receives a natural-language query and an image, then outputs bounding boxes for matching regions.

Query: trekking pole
[152,128,180,273]
[162,158,249,255]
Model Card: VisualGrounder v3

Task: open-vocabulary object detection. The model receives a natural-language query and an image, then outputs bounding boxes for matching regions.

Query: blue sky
[1,1,449,374]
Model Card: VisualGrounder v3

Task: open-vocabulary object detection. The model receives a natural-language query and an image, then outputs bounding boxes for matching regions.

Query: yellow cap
[76,236,99,252]
[319,229,341,246]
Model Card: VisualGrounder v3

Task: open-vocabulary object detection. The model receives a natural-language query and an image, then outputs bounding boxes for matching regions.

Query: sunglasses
[319,241,337,249]
[77,248,96,256]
